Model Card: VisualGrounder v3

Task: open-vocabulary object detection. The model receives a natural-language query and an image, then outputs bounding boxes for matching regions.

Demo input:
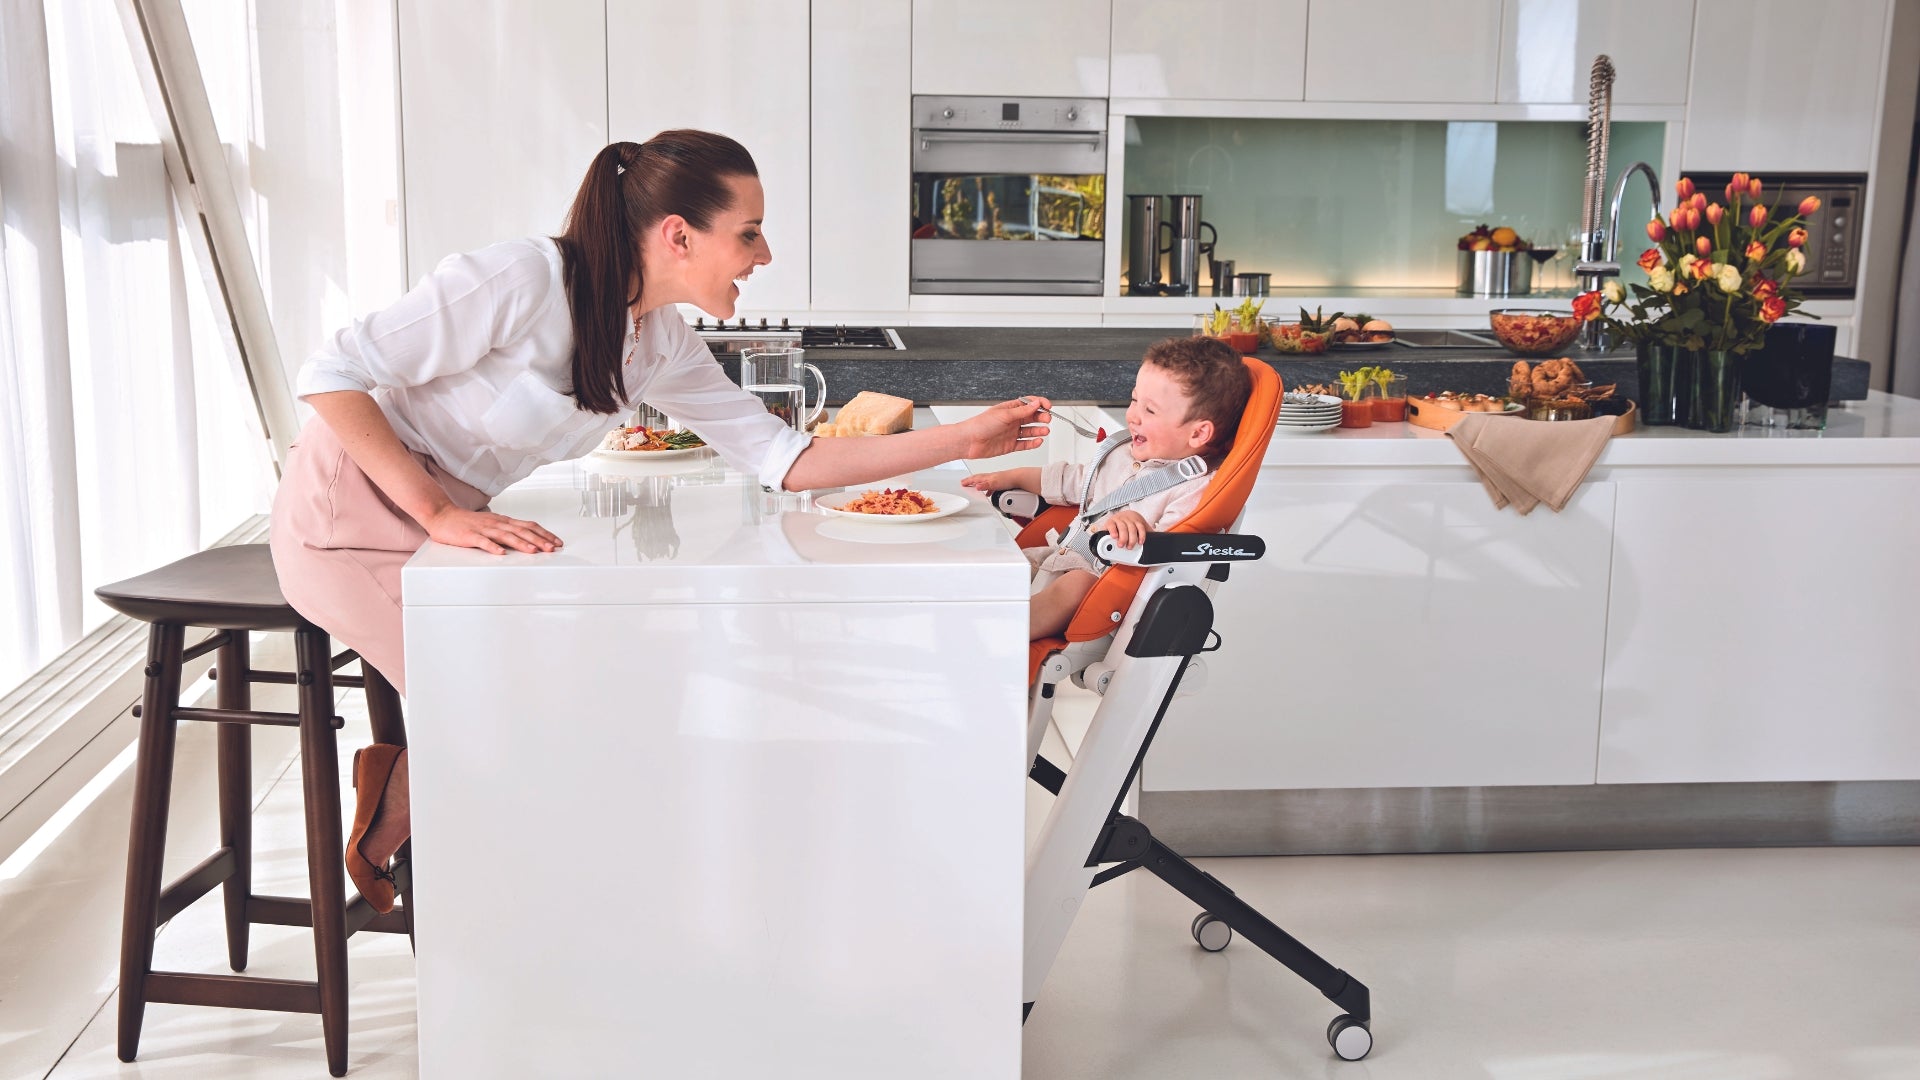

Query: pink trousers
[269,419,488,696]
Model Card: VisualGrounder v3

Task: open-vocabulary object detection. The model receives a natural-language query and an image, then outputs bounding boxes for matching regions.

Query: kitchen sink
[1392,329,1499,348]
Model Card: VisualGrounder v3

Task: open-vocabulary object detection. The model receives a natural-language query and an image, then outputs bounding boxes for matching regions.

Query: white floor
[3,676,1917,1080]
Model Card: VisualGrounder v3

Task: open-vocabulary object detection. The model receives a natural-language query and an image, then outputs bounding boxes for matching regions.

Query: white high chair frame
[993,490,1376,1064]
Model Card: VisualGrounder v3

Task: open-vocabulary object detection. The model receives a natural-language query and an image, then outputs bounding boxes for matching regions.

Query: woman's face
[684,174,772,319]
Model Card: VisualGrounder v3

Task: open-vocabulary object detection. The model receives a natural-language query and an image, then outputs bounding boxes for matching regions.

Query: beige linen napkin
[1446,413,1616,514]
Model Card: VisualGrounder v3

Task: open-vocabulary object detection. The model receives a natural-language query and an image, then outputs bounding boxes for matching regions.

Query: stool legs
[296,629,351,1077]
[118,623,185,1063]
[216,632,253,973]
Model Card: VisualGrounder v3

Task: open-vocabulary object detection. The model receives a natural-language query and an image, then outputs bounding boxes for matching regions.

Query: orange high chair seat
[1021,356,1282,683]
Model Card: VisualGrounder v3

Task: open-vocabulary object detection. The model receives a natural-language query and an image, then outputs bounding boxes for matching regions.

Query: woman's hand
[426,506,563,556]
[955,397,1052,459]
[1097,509,1151,549]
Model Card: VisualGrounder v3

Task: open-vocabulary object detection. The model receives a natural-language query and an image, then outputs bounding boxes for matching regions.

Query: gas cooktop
[691,318,904,351]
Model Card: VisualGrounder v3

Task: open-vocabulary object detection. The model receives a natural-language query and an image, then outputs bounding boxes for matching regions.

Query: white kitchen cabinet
[812,0,910,317]
[910,0,1110,98]
[1597,473,1920,784]
[1305,0,1503,103]
[1497,0,1693,105]
[607,3,812,316]
[1147,475,1617,791]
[1110,0,1308,101]
[1681,0,1890,172]
[397,0,606,282]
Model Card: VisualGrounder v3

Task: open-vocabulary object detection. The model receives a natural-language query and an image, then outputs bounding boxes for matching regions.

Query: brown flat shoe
[347,744,410,913]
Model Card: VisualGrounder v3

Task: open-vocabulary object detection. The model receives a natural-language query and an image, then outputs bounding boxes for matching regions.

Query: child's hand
[961,470,1012,492]
[1098,510,1151,549]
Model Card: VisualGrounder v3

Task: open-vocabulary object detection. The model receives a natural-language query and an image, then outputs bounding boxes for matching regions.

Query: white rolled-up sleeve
[639,326,812,491]
[1039,460,1090,507]
[296,241,557,400]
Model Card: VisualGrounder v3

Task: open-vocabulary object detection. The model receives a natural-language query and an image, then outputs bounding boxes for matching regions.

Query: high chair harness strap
[1058,430,1208,568]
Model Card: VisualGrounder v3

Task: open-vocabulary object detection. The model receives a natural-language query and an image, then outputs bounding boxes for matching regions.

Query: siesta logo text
[1183,542,1257,558]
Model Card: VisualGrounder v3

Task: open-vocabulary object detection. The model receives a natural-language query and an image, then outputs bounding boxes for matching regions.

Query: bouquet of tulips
[1578,172,1820,353]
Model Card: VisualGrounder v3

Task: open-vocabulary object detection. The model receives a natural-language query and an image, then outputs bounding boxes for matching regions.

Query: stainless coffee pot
[1164,194,1216,297]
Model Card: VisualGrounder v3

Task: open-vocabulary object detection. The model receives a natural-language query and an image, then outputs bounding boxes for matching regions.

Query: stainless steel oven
[1685,172,1867,298]
[910,95,1106,295]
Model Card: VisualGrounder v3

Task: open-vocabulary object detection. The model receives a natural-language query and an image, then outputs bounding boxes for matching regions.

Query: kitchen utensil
[1165,195,1215,296]
[1208,257,1236,295]
[740,347,826,432]
[1021,398,1103,440]
[1124,194,1170,295]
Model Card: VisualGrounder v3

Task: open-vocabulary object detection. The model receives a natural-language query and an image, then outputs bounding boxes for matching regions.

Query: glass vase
[1686,349,1741,434]
[1635,342,1687,426]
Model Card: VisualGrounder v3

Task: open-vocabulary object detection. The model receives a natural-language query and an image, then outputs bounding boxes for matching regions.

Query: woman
[270,130,1050,904]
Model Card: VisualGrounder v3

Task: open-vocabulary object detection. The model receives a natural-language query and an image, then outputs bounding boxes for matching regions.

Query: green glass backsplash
[1122,117,1666,291]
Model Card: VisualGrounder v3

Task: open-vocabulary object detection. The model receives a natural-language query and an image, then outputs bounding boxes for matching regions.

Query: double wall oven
[910,95,1107,295]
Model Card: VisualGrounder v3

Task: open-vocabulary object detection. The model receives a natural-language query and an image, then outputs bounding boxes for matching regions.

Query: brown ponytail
[555,131,759,413]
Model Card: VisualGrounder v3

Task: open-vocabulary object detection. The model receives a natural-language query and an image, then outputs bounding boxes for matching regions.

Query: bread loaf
[832,391,914,435]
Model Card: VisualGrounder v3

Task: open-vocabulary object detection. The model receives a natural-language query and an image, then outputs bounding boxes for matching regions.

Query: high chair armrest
[989,489,1050,520]
[1093,530,1266,567]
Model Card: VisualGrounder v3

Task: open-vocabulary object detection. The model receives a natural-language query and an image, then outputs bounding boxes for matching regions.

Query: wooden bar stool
[95,543,412,1077]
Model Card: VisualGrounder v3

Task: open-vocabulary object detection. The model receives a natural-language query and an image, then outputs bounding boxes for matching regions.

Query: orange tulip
[1638,247,1662,271]
[1691,192,1708,211]
[1706,203,1725,226]
[1798,195,1822,216]
[1749,205,1768,228]
[1647,218,1667,242]
[1695,235,1712,258]
[1788,227,1807,248]
[1745,241,1767,261]
[1676,177,1696,201]
[1749,177,1764,199]
[1724,172,1747,202]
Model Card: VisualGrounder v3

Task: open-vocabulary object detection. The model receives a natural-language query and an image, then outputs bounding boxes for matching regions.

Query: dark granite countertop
[717,327,1869,406]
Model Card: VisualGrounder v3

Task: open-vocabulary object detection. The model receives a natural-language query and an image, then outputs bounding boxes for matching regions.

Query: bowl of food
[1267,306,1341,355]
[1488,309,1582,356]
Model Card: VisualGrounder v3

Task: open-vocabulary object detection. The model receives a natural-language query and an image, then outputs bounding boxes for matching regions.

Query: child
[962,336,1252,640]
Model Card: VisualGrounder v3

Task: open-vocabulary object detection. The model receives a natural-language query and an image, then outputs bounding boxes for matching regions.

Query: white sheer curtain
[0,0,273,695]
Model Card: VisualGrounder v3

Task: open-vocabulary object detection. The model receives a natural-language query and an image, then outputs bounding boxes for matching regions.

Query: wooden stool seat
[95,544,307,631]
[97,542,409,1077]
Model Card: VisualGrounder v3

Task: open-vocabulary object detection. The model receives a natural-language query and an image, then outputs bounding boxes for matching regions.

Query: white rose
[1715,263,1742,293]
[1785,249,1806,275]
[1678,254,1698,279]
[1648,266,1675,293]
[1603,280,1625,304]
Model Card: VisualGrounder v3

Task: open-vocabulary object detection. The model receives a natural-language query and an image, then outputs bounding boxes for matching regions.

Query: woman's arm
[779,398,1051,491]
[307,391,560,555]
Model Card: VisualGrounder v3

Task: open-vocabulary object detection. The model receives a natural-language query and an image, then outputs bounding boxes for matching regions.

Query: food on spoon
[838,488,937,515]
[602,425,706,452]
[829,391,915,435]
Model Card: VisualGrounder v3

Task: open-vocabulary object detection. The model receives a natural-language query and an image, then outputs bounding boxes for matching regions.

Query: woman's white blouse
[295,236,809,498]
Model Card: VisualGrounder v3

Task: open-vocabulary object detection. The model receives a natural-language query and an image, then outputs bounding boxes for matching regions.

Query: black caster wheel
[1189,912,1232,952]
[1327,1014,1372,1061]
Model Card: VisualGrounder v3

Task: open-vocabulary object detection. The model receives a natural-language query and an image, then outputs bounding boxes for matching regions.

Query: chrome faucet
[1576,161,1663,351]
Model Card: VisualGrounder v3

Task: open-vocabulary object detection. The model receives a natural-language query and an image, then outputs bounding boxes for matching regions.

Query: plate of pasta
[814,487,969,522]
[593,425,709,460]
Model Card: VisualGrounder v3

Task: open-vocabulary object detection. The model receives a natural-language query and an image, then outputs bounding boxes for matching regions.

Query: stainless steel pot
[1457,250,1534,297]
[1230,272,1270,297]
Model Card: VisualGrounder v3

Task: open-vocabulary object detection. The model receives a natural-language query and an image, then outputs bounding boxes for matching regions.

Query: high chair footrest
[1124,587,1216,659]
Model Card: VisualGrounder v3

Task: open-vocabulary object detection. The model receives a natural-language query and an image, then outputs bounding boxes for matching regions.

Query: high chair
[991,358,1375,1062]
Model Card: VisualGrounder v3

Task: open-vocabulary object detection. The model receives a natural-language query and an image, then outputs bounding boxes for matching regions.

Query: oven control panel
[914,95,1106,134]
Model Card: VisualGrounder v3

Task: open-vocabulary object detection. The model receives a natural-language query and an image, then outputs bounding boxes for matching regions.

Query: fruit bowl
[1488,309,1581,356]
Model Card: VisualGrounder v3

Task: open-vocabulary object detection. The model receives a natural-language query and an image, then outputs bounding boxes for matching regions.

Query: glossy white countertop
[403,457,1030,607]
[1235,391,1920,468]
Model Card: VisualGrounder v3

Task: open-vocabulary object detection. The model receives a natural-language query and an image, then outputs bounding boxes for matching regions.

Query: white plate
[592,445,709,461]
[814,489,971,522]
[1279,409,1344,419]
[1281,393,1344,407]
[1271,421,1343,435]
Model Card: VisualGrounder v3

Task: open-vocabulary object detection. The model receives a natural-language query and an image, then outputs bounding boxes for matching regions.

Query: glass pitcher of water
[739,347,826,433]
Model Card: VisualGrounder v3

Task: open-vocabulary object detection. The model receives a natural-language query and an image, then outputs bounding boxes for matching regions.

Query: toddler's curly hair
[1141,336,1253,463]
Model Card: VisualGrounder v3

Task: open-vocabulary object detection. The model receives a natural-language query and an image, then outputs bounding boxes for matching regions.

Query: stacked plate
[1275,392,1344,434]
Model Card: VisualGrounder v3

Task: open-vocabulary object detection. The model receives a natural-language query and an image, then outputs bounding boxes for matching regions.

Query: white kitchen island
[401,454,1029,1079]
